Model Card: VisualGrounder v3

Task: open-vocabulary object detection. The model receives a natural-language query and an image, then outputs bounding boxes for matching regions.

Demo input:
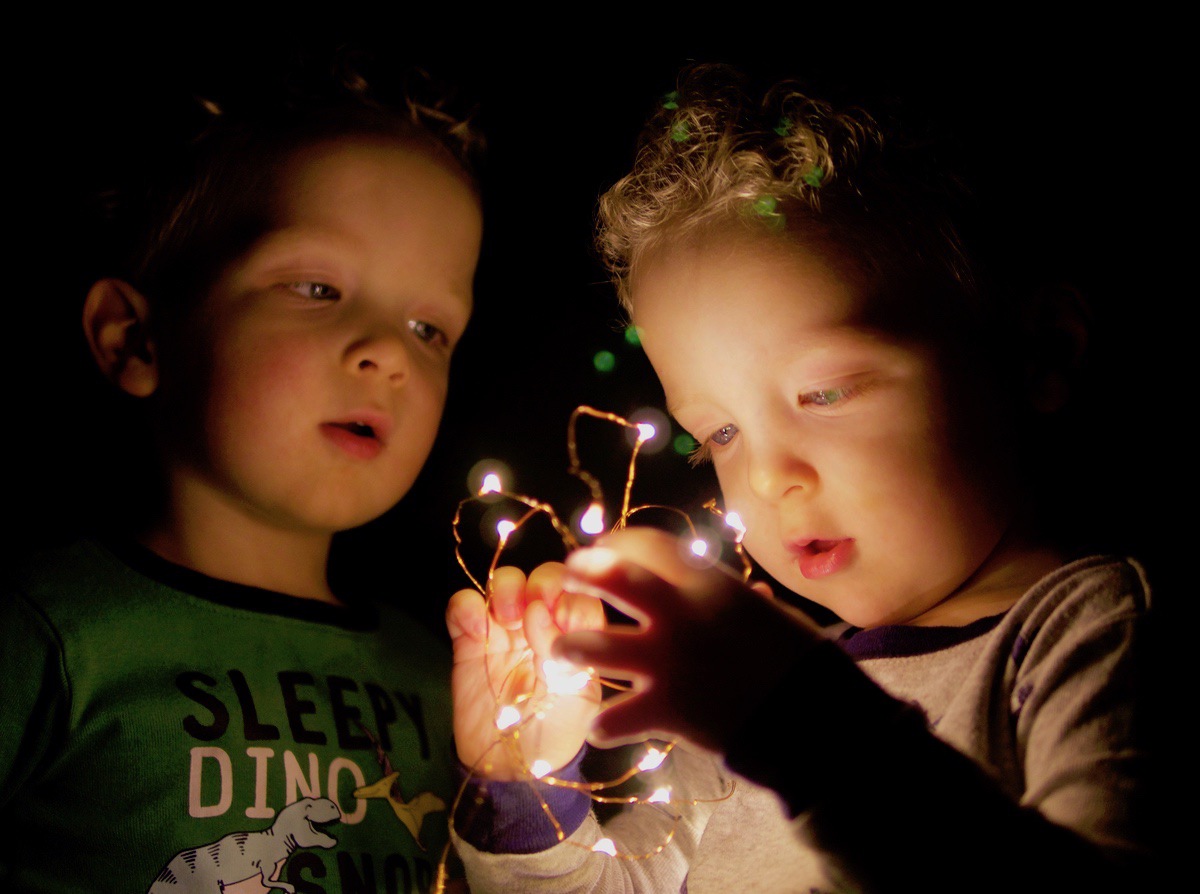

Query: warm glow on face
[580,501,605,535]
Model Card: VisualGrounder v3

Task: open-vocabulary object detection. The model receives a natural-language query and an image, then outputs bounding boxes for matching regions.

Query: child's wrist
[453,746,591,853]
[722,640,928,816]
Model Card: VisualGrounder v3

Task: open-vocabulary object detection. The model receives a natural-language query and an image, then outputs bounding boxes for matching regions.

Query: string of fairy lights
[434,405,752,892]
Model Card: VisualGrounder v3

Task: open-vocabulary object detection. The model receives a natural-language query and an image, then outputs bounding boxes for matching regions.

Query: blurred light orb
[579,502,606,535]
[543,658,592,694]
[638,747,666,771]
[627,407,670,454]
[648,787,671,804]
[673,433,698,456]
[495,705,521,730]
[468,458,511,498]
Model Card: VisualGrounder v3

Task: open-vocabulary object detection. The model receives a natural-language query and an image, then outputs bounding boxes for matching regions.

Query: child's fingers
[562,549,678,626]
[445,588,489,642]
[554,589,607,634]
[586,689,674,749]
[526,561,568,612]
[566,527,747,616]
[749,580,774,599]
[551,628,657,680]
[488,566,529,629]
[522,599,557,662]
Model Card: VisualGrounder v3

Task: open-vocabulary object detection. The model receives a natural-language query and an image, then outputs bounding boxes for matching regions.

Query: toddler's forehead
[630,223,969,357]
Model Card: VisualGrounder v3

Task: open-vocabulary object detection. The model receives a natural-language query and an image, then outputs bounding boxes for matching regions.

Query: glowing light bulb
[580,502,605,535]
[638,747,666,771]
[636,422,656,442]
[530,759,552,779]
[496,520,516,543]
[479,473,502,495]
[648,787,671,804]
[495,705,521,730]
[690,539,708,558]
[592,838,617,856]
[543,658,592,694]
[724,511,746,537]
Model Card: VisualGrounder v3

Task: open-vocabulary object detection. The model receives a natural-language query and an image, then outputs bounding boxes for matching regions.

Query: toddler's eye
[289,281,341,301]
[686,423,737,468]
[710,423,739,445]
[408,319,449,348]
[800,387,851,407]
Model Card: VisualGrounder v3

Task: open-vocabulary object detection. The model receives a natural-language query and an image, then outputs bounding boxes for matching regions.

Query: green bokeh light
[673,433,698,456]
[624,325,642,346]
[593,350,616,373]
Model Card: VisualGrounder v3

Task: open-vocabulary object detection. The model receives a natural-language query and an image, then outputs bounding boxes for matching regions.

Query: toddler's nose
[344,329,410,385]
[747,438,817,502]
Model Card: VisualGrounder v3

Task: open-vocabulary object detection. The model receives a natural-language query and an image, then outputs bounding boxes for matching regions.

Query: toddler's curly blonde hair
[598,64,982,333]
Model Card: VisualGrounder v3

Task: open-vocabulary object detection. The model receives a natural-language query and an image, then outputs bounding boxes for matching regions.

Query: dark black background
[8,21,1173,637]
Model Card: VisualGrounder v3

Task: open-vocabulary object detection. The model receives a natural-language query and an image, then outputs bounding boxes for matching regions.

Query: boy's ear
[82,279,159,398]
[1021,282,1091,415]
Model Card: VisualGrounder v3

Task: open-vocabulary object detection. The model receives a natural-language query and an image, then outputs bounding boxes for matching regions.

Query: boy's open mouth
[336,421,378,440]
[320,417,389,459]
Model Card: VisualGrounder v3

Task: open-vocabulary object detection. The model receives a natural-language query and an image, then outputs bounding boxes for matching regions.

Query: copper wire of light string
[435,407,743,892]
[702,497,754,582]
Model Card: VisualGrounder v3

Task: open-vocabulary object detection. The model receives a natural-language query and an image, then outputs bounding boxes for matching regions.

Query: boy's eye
[408,319,449,348]
[289,281,341,301]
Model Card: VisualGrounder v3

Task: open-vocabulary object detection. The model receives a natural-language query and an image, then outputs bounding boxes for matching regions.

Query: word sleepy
[176,669,429,757]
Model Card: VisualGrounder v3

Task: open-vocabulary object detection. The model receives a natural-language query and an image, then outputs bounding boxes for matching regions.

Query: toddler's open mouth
[789,538,855,580]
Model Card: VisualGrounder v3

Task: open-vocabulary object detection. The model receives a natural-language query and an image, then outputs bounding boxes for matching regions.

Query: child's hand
[553,527,824,755]
[447,562,605,780]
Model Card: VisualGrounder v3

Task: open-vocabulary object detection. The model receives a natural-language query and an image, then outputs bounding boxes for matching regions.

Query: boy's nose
[746,439,817,503]
[344,330,410,385]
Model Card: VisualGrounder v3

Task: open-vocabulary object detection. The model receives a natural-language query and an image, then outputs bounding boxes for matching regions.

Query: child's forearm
[453,744,725,893]
[724,636,1155,892]
[798,724,1149,893]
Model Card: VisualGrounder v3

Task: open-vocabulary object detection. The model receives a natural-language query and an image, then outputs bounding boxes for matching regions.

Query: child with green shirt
[1,59,482,894]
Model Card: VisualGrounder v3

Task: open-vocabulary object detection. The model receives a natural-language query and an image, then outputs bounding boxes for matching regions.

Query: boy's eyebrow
[248,228,361,263]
